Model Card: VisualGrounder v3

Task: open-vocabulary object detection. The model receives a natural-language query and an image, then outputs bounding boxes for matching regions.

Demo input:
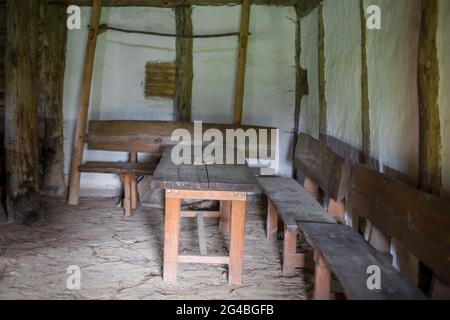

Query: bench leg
[313,251,331,300]
[121,174,132,217]
[130,175,138,210]
[328,199,345,223]
[219,200,231,234]
[267,200,278,240]
[229,200,246,285]
[283,227,298,277]
[163,196,181,282]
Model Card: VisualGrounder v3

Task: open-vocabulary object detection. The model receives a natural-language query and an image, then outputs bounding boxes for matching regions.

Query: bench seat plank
[79,161,156,175]
[257,177,335,233]
[300,222,427,300]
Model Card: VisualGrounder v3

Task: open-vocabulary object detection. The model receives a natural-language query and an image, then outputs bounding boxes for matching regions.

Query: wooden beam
[39,2,67,195]
[174,6,193,121]
[418,0,441,197]
[45,0,297,7]
[5,0,41,224]
[233,0,251,125]
[317,3,327,141]
[67,0,102,205]
[359,0,370,164]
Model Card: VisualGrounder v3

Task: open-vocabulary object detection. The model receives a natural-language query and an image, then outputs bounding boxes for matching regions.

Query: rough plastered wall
[365,0,420,181]
[192,6,297,177]
[438,0,450,200]
[63,7,176,196]
[299,8,319,139]
[323,0,362,148]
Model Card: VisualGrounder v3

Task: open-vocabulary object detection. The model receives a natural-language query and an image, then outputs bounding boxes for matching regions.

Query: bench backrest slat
[294,133,351,201]
[348,164,450,285]
[87,120,275,153]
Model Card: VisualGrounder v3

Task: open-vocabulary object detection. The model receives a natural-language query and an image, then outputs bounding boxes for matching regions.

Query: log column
[5,0,41,224]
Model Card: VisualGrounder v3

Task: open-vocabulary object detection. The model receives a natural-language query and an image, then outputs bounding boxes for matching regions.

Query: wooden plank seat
[258,177,335,277]
[79,161,157,175]
[300,222,426,300]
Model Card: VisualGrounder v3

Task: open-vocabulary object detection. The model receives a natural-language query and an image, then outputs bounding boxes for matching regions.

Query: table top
[151,147,261,193]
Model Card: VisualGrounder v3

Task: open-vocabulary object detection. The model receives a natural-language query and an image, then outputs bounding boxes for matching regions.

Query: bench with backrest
[257,133,351,277]
[347,164,450,299]
[258,134,427,299]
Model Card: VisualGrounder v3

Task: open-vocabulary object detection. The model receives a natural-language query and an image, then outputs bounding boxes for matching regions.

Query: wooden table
[151,147,260,285]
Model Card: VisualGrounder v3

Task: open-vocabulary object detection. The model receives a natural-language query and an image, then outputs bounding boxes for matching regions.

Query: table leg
[229,200,246,285]
[219,200,231,234]
[163,195,181,282]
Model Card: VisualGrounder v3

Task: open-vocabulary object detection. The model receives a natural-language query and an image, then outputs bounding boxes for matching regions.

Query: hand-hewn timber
[175,6,193,121]
[418,0,441,197]
[348,164,450,285]
[38,2,67,195]
[233,0,251,125]
[45,0,297,7]
[359,0,370,164]
[67,0,102,205]
[317,3,327,140]
[5,0,41,224]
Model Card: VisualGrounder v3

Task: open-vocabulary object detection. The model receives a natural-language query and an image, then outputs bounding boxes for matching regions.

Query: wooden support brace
[266,200,278,241]
[67,0,103,205]
[328,198,345,223]
[219,200,231,234]
[304,176,319,199]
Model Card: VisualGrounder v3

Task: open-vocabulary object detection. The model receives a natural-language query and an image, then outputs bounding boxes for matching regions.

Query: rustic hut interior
[0,0,449,301]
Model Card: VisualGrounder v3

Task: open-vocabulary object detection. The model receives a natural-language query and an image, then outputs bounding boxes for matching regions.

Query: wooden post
[175,6,193,122]
[121,174,132,217]
[163,194,181,282]
[313,250,331,300]
[129,152,138,209]
[228,199,246,285]
[233,0,251,125]
[5,0,41,224]
[67,0,102,205]
[283,227,297,277]
[266,200,278,241]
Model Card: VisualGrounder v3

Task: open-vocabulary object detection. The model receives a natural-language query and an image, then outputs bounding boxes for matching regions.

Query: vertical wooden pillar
[175,6,193,122]
[313,250,331,300]
[67,0,102,205]
[233,0,251,125]
[129,152,138,209]
[418,0,441,197]
[5,0,40,224]
[283,227,297,277]
[39,3,67,195]
[219,200,231,234]
[317,3,327,141]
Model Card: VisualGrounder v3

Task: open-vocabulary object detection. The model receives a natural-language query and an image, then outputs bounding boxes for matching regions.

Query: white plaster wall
[299,8,320,139]
[365,0,420,181]
[323,0,362,148]
[192,6,297,176]
[63,7,176,195]
[438,0,450,200]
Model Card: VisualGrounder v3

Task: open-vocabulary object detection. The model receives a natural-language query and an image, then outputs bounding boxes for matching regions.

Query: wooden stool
[163,189,247,285]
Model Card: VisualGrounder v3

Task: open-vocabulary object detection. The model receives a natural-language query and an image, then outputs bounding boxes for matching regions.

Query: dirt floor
[0,196,314,300]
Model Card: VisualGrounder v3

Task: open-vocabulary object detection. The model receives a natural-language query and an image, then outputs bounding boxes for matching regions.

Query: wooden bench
[258,133,350,276]
[258,134,427,299]
[348,164,450,299]
[78,121,161,216]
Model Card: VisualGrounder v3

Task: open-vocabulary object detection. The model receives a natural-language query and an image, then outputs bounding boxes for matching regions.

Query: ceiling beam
[45,0,297,7]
